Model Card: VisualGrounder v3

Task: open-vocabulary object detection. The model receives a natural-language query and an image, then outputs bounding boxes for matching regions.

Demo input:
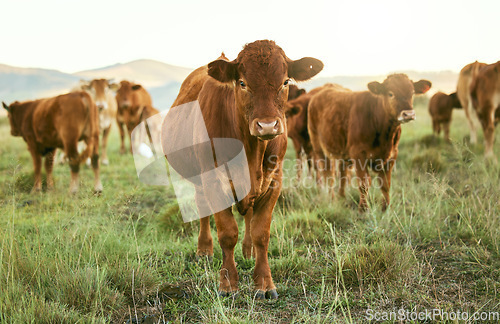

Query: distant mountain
[74,59,192,88]
[0,64,79,104]
[0,60,195,116]
[1,59,459,118]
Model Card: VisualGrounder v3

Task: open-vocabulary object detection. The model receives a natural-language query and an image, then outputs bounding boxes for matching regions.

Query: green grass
[0,104,499,323]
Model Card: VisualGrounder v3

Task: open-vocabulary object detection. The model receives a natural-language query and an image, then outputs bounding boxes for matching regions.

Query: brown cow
[456,61,487,144]
[78,79,119,165]
[428,91,462,142]
[165,40,323,298]
[2,92,102,193]
[286,83,350,179]
[308,74,431,211]
[470,60,500,160]
[115,80,156,153]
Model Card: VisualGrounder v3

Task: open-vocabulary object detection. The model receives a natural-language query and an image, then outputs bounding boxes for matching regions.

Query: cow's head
[368,74,431,124]
[207,40,323,140]
[116,80,142,110]
[449,92,462,109]
[81,79,119,111]
[116,81,147,129]
[2,101,21,136]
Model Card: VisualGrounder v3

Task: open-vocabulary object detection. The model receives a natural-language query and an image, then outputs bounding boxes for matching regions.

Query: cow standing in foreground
[166,40,323,298]
[308,74,431,211]
[79,79,119,165]
[115,81,158,153]
[456,61,487,144]
[2,92,102,193]
[470,60,500,160]
[428,91,462,142]
[286,83,350,179]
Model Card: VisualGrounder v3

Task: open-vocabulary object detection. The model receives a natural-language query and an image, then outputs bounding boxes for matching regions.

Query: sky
[1,0,499,76]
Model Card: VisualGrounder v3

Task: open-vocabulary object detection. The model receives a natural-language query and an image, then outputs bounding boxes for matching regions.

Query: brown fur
[2,92,102,193]
[115,80,154,153]
[165,40,323,297]
[428,91,462,142]
[470,60,500,160]
[308,74,431,211]
[79,79,119,165]
[286,83,350,179]
[456,61,487,144]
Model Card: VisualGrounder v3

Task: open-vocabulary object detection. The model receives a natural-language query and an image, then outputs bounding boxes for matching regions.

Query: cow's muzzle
[398,110,416,123]
[250,118,284,140]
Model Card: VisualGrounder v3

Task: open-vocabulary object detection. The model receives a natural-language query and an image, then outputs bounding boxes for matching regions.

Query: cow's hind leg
[89,138,103,193]
[214,208,239,295]
[354,159,371,212]
[101,126,111,165]
[242,209,254,259]
[44,149,56,190]
[197,216,214,259]
[65,143,80,194]
[479,104,497,162]
[118,120,127,154]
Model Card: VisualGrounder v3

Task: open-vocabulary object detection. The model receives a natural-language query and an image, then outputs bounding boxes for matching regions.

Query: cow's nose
[250,118,283,139]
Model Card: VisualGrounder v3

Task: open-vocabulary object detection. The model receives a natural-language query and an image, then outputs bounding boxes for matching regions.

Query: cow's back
[308,87,353,158]
[429,92,451,121]
[172,66,210,108]
[32,92,96,147]
[457,61,487,106]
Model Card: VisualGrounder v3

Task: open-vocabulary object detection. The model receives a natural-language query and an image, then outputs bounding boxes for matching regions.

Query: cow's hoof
[265,289,279,299]
[102,159,109,166]
[254,290,266,300]
[218,291,238,299]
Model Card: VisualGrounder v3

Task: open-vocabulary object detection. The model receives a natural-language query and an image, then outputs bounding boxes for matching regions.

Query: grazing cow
[115,81,155,153]
[470,60,500,160]
[286,83,350,179]
[165,40,323,298]
[428,91,462,141]
[308,74,431,211]
[78,79,119,165]
[2,92,102,193]
[456,61,487,144]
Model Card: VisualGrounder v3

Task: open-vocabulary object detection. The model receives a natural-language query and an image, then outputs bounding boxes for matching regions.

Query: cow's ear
[413,80,432,94]
[79,80,91,91]
[132,84,142,91]
[2,101,9,111]
[298,89,306,96]
[368,81,386,95]
[285,103,302,117]
[288,57,323,81]
[109,83,120,91]
[208,59,239,83]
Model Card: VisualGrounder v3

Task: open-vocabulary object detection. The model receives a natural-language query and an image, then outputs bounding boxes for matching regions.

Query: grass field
[0,101,499,323]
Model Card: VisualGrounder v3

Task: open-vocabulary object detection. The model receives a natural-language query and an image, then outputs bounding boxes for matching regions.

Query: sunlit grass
[0,102,499,322]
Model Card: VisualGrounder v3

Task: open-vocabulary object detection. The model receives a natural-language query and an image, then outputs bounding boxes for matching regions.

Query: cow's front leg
[214,208,239,295]
[29,149,42,192]
[354,159,371,212]
[251,189,279,299]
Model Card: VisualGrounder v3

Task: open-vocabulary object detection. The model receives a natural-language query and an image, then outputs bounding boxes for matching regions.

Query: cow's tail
[469,76,479,111]
[79,92,99,163]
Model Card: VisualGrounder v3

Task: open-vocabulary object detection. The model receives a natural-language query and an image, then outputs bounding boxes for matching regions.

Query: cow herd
[429,60,500,159]
[2,79,157,193]
[2,40,499,300]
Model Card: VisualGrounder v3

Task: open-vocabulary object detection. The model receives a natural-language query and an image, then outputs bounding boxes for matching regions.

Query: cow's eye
[388,92,394,98]
[239,80,246,88]
[284,79,290,86]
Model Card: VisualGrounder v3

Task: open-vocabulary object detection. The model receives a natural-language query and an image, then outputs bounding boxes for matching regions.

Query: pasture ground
[0,101,499,323]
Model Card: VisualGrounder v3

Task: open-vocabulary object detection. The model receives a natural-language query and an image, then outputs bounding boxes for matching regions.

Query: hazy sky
[1,0,498,76]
